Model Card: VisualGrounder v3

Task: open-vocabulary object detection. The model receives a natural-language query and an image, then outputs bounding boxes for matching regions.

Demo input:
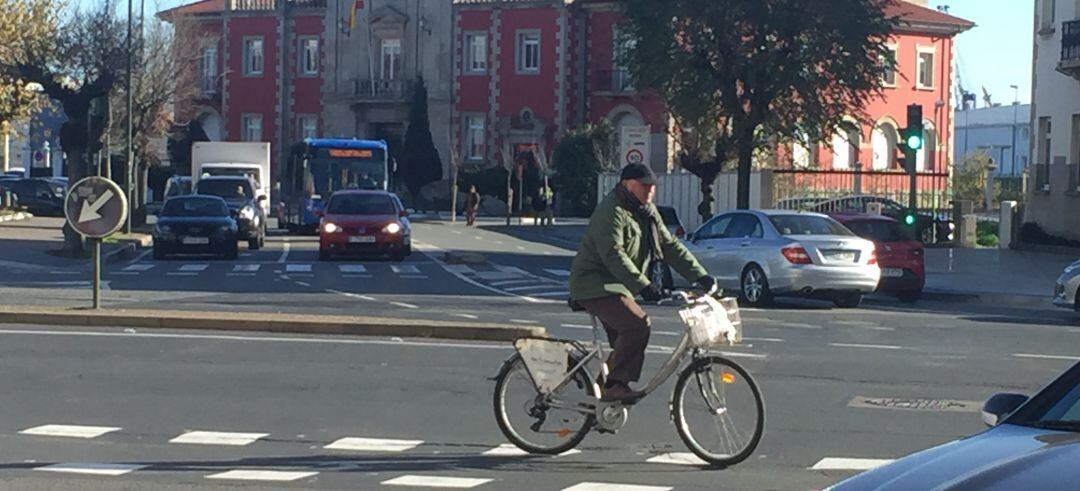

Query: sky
[95,0,1035,106]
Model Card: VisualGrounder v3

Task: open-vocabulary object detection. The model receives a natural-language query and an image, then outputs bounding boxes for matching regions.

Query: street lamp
[1010,84,1019,176]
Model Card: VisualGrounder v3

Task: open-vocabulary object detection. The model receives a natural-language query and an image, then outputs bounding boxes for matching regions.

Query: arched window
[917,121,937,172]
[831,125,860,170]
[872,122,898,170]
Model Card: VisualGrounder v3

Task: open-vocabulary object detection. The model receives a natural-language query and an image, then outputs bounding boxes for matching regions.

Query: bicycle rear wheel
[671,355,764,467]
[493,353,596,455]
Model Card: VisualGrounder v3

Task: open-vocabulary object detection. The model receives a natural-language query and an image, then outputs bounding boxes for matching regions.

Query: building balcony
[352,78,416,102]
[1058,19,1080,80]
[591,69,636,95]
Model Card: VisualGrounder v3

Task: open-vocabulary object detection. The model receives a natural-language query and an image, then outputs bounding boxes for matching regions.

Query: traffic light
[902,104,924,152]
[904,213,916,226]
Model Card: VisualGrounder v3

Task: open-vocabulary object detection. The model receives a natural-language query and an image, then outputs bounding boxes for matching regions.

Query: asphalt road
[0,220,1078,490]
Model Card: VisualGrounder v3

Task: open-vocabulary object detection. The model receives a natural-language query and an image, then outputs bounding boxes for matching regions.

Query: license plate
[824,251,857,262]
[182,237,210,245]
[882,268,904,278]
[348,236,376,244]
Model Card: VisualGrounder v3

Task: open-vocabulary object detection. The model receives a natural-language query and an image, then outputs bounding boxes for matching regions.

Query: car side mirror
[982,393,1028,427]
[399,210,409,218]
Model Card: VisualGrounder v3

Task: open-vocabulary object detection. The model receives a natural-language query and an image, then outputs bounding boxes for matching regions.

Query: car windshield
[770,215,853,236]
[1010,363,1080,431]
[327,194,396,215]
[203,168,260,188]
[165,179,192,199]
[162,198,229,217]
[197,179,252,199]
[844,220,915,242]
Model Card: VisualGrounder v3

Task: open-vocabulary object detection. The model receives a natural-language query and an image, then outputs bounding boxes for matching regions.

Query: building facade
[954,103,1032,176]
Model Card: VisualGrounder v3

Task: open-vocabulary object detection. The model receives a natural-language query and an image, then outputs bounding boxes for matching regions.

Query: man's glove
[695,275,719,295]
[639,282,664,302]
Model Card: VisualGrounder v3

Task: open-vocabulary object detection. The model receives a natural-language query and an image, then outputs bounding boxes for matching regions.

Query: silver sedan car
[1053,260,1080,311]
[684,210,880,308]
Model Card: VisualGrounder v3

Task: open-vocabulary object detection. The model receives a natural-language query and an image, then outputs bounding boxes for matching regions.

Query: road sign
[64,177,128,238]
[619,126,651,167]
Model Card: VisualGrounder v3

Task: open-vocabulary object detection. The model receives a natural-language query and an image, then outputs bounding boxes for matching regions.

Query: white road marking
[505,285,559,292]
[166,272,198,276]
[233,264,260,272]
[339,265,368,274]
[277,240,290,263]
[20,424,120,439]
[509,319,539,324]
[206,470,318,482]
[453,313,479,320]
[324,437,423,452]
[496,265,528,275]
[744,337,785,342]
[414,243,555,304]
[130,249,152,263]
[179,264,208,272]
[295,281,312,287]
[391,265,421,274]
[810,457,894,471]
[390,301,419,309]
[646,452,708,466]
[122,264,155,272]
[491,280,538,286]
[829,343,903,350]
[562,483,672,491]
[35,463,146,476]
[169,431,268,446]
[286,264,311,273]
[544,269,571,277]
[561,324,594,329]
[442,264,475,274]
[531,291,571,297]
[383,475,493,488]
[482,444,580,457]
[1013,353,1080,361]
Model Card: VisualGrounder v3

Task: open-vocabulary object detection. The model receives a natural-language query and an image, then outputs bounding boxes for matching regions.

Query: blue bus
[279,138,391,233]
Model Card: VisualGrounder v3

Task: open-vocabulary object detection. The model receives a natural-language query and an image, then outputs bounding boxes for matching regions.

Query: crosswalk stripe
[810,457,894,471]
[646,453,708,466]
[35,463,146,476]
[324,437,423,452]
[482,444,581,457]
[179,264,209,272]
[382,475,493,488]
[496,265,527,275]
[562,483,672,491]
[391,264,420,274]
[233,264,260,272]
[169,430,268,446]
[206,470,318,482]
[339,265,368,273]
[20,424,120,439]
[285,264,312,273]
[544,269,571,277]
[443,264,474,274]
[122,264,155,272]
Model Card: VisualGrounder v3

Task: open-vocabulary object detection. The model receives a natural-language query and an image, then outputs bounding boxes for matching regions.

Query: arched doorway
[872,122,898,170]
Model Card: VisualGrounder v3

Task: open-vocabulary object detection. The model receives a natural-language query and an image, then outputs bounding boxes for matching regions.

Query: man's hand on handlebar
[695,276,719,296]
[639,282,665,302]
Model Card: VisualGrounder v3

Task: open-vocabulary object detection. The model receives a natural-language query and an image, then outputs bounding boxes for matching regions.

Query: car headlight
[383,222,402,234]
[239,206,255,220]
[323,222,341,234]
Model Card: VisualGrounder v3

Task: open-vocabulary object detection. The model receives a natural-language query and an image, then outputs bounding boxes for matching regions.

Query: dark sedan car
[193,176,267,250]
[153,195,239,260]
[829,361,1080,490]
[0,178,65,216]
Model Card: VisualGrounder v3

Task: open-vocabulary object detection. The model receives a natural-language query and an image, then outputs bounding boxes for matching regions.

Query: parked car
[193,176,266,250]
[685,210,880,308]
[808,195,951,244]
[831,213,925,302]
[1053,260,1080,311]
[152,195,239,260]
[319,190,411,261]
[0,178,64,216]
[828,361,1080,491]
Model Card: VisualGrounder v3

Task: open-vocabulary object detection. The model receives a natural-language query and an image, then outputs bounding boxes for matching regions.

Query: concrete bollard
[959,214,978,248]
[999,201,1017,249]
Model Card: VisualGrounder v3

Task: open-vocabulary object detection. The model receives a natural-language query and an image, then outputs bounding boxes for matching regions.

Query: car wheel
[898,290,921,303]
[740,264,773,307]
[248,238,261,250]
[834,292,863,308]
[152,246,165,260]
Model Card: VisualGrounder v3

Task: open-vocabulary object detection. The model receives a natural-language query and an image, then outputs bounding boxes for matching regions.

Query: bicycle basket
[513,338,570,395]
[678,296,742,348]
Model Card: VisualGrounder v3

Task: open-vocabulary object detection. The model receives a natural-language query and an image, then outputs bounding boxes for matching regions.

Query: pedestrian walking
[466,185,480,227]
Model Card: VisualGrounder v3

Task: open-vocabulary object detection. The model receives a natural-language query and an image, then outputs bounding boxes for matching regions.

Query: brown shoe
[601,383,645,403]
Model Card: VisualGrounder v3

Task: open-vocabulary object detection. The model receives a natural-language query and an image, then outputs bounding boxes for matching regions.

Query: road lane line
[324,437,423,452]
[810,457,894,471]
[504,285,558,292]
[646,453,708,466]
[562,483,672,491]
[233,264,260,272]
[169,431,268,446]
[122,264,155,272]
[179,264,208,272]
[20,424,120,439]
[35,463,146,476]
[285,264,311,273]
[829,343,903,350]
[509,319,539,324]
[206,470,318,482]
[391,265,421,274]
[383,475,493,488]
[497,266,528,275]
[561,324,593,329]
[339,265,368,273]
[744,337,785,342]
[390,301,419,309]
[453,313,479,319]
[544,269,571,277]
[1013,353,1080,361]
[277,240,290,263]
[531,291,571,297]
[295,281,311,287]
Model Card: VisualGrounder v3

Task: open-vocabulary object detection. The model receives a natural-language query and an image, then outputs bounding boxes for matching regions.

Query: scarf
[614,183,664,264]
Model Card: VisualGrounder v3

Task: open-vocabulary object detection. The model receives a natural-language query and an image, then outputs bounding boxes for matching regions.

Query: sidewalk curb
[103,234,153,264]
[0,307,545,342]
[870,290,1053,309]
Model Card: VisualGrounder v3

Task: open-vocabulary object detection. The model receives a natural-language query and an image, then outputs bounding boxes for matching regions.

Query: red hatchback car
[831,213,925,302]
[318,190,411,261]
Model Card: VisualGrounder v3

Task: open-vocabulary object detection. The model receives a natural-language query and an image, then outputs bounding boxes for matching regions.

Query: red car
[318,190,412,261]
[831,213,925,302]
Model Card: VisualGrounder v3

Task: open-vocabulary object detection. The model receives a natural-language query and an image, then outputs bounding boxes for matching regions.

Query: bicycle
[492,288,765,467]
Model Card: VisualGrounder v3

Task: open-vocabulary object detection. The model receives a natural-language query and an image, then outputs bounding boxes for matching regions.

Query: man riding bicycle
[569,163,715,403]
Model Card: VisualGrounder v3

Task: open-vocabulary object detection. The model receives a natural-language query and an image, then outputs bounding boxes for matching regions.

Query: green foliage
[976,220,999,248]
[552,122,617,217]
[399,76,443,200]
[954,152,992,208]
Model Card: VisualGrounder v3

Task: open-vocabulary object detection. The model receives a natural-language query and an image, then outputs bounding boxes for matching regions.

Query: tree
[2,1,129,256]
[398,76,442,210]
[0,0,55,163]
[954,152,991,209]
[552,122,617,216]
[618,0,895,217]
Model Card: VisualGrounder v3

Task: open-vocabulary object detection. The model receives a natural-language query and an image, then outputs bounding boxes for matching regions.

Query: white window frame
[381,38,402,80]
[299,36,319,76]
[297,114,317,140]
[464,115,485,161]
[516,30,540,74]
[1040,0,1056,32]
[201,46,218,93]
[465,32,487,74]
[916,46,935,90]
[882,44,898,88]
[242,114,263,142]
[243,37,264,76]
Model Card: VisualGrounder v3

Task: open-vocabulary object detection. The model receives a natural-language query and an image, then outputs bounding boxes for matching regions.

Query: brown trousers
[578,294,651,386]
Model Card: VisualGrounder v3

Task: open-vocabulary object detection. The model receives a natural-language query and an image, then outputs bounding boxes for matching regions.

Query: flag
[348,0,364,32]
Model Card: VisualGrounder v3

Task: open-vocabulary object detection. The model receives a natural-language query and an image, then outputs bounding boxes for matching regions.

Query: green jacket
[569,190,708,301]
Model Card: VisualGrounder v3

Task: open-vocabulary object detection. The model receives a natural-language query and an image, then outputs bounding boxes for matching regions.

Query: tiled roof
[159,0,226,16]
[885,1,974,32]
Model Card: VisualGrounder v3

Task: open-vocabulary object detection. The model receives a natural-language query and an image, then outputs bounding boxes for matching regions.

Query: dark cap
[619,163,657,185]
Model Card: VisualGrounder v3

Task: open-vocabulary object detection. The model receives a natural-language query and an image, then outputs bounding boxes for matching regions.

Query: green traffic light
[906,134,923,150]
[905,214,916,226]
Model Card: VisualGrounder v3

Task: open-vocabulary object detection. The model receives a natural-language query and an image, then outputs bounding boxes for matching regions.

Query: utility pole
[1010,84,1019,176]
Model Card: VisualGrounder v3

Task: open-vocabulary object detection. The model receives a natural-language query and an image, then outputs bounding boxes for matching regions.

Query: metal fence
[771,169,951,215]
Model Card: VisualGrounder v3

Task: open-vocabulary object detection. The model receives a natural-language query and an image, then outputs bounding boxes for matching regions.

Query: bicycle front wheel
[671,355,764,467]
[493,354,596,455]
